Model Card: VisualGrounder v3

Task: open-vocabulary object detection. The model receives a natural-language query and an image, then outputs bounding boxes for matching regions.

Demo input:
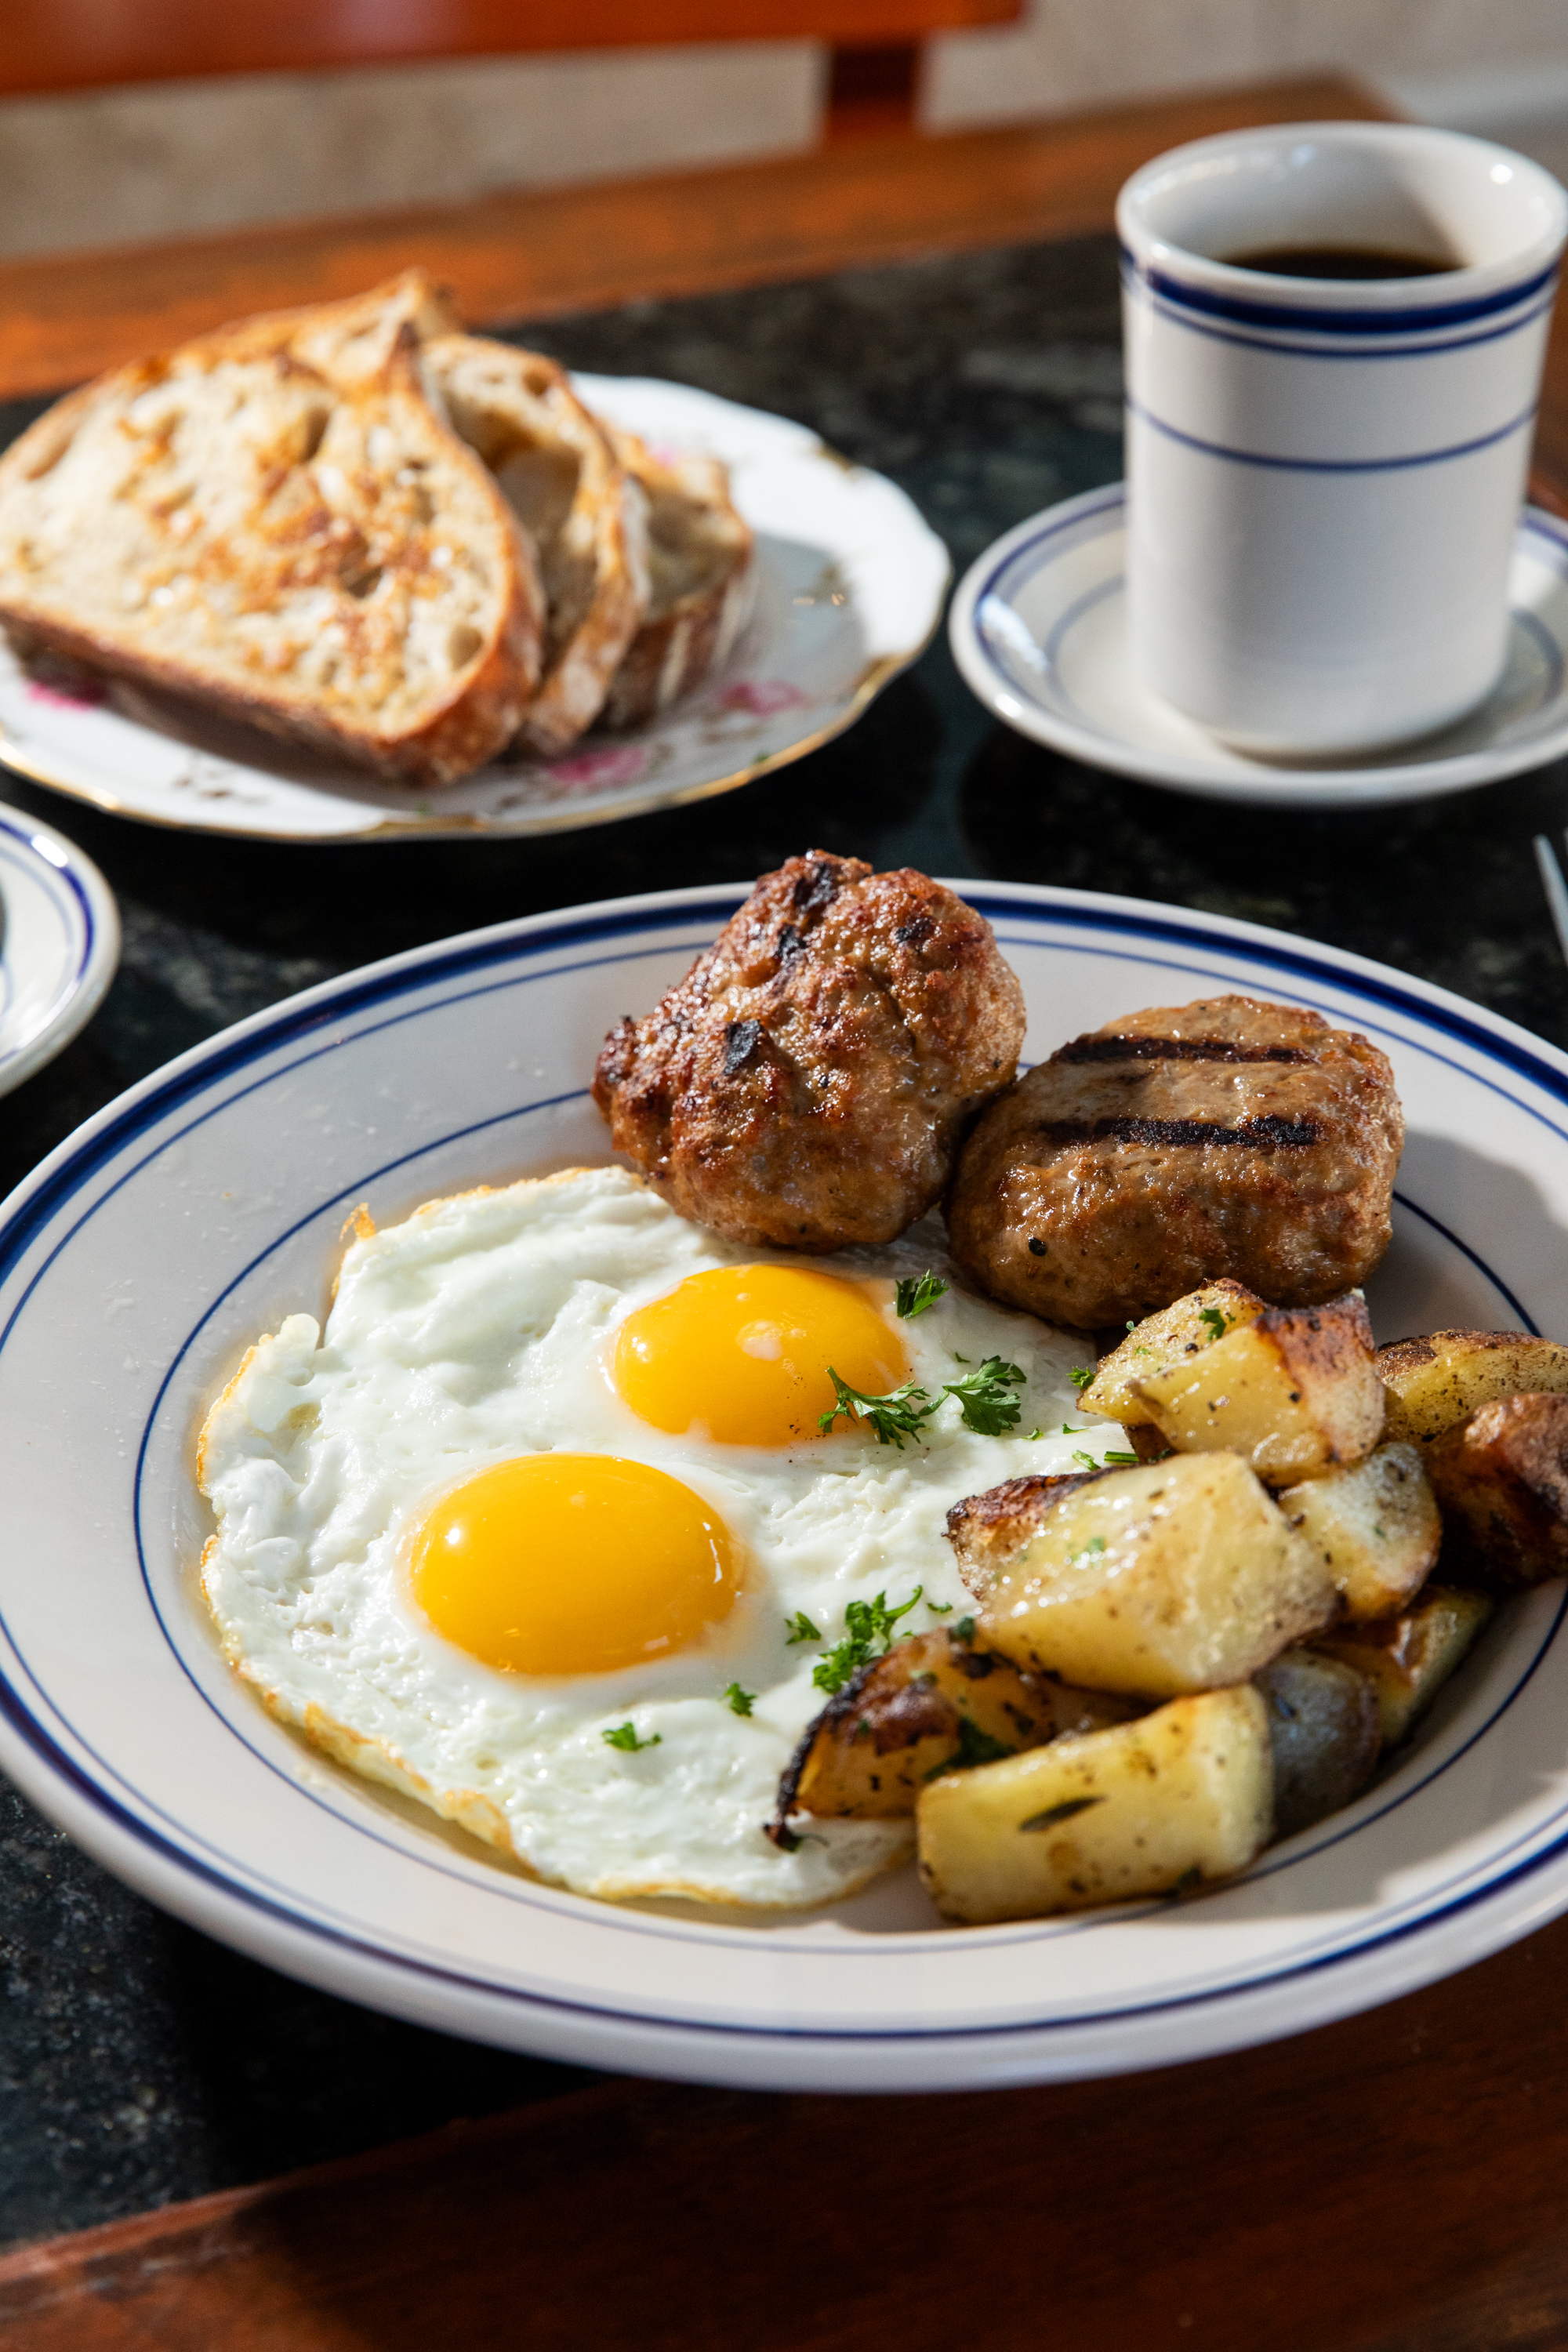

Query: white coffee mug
[1117,122,1568,755]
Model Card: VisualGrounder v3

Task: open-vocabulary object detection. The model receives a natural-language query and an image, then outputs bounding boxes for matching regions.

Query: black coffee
[1222,245,1460,280]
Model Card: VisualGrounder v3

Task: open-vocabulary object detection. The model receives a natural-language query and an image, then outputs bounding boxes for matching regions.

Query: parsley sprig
[942,1356,1025,1435]
[812,1588,924,1694]
[724,1682,756,1716]
[1198,1305,1229,1342]
[818,1369,937,1448]
[819,1355,1027,1446]
[895,1271,949,1319]
[601,1722,660,1753]
[924,1715,1016,1780]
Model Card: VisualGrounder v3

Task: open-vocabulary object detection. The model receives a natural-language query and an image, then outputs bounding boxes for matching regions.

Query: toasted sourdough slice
[426,334,651,755]
[597,423,756,730]
[0,314,543,786]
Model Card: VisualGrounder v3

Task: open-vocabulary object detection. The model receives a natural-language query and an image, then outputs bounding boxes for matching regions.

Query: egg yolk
[409,1453,739,1675]
[612,1263,907,1446]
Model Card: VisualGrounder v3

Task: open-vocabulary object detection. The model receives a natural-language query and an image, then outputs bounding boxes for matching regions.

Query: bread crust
[427,333,651,755]
[598,426,755,729]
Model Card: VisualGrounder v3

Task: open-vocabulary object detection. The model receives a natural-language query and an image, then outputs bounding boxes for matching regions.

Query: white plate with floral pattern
[0,379,948,842]
[4,878,1568,2092]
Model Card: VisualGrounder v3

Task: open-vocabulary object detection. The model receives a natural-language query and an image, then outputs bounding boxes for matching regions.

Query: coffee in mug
[1117,123,1568,756]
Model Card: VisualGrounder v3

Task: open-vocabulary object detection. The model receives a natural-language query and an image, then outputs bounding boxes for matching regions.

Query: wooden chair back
[2,1,1024,140]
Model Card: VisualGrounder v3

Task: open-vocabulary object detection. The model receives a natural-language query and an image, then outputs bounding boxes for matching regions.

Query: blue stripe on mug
[1120,246,1560,336]
[1127,396,1537,474]
[1123,264,1560,365]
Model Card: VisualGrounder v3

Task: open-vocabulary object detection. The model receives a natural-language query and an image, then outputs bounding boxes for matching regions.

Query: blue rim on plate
[0,803,118,1098]
[3,880,1568,2092]
[949,485,1568,807]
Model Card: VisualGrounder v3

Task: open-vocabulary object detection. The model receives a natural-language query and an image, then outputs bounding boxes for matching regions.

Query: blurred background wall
[3,0,1568,263]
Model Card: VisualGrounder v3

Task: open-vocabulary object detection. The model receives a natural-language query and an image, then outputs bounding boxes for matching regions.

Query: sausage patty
[946,993,1403,1327]
[592,850,1025,1250]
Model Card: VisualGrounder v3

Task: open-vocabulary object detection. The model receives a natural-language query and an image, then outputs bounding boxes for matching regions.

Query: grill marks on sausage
[1054,1034,1312,1065]
[1036,1112,1323,1150]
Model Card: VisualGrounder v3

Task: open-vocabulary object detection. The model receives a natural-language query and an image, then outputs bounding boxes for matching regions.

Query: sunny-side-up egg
[198,1164,1116,1907]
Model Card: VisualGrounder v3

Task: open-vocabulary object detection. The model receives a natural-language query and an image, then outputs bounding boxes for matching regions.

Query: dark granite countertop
[4,230,1568,2253]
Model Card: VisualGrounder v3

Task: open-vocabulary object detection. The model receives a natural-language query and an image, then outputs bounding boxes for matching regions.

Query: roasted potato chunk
[1377,1329,1568,1449]
[945,1469,1107,1601]
[1080,1279,1264,1425]
[1276,1442,1440,1620]
[1313,1586,1494,1746]
[1133,1293,1384,1483]
[1256,1647,1381,1838]
[975,1453,1338,1697]
[774,1628,1137,1825]
[1428,1392,1568,1583]
[916,1685,1273,1923]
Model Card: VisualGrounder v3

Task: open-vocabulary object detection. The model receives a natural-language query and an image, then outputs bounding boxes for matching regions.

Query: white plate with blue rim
[0,802,118,1099]
[950,483,1568,806]
[2,876,1568,2092]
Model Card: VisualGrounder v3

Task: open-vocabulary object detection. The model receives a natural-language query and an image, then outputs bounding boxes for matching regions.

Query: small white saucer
[949,483,1568,808]
[0,804,119,1098]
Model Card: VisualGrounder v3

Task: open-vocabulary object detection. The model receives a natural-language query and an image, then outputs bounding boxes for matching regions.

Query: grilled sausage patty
[593,850,1026,1250]
[946,994,1403,1327]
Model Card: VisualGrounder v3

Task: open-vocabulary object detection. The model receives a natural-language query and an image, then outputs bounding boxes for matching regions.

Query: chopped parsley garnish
[812,1588,924,1693]
[1071,1536,1107,1563]
[784,1610,821,1645]
[1027,1428,1044,1441]
[819,1368,938,1447]
[895,1271,949,1319]
[1198,1306,1228,1341]
[1018,1795,1105,1831]
[602,1722,660,1753]
[1061,1422,1083,1435]
[822,1355,1025,1443]
[724,1682,756,1716]
[926,1597,953,1613]
[1070,1366,1095,1392]
[1072,1450,1099,1472]
[955,1615,976,1645]
[942,1356,1025,1436]
[924,1715,1016,1780]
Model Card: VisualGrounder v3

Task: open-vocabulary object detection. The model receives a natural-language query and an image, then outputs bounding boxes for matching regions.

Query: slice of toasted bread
[426,335,651,757]
[597,424,756,731]
[0,316,543,786]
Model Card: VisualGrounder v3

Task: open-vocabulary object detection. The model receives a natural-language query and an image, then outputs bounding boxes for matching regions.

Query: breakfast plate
[0,379,948,843]
[3,879,1568,2092]
[950,484,1568,807]
[0,801,118,1098]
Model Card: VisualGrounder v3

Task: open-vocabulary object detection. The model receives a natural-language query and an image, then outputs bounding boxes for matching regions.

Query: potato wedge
[1428,1392,1568,1583]
[1079,1279,1264,1425]
[1377,1329,1568,1449]
[1133,1293,1384,1482]
[1313,1586,1494,1746]
[976,1452,1338,1697]
[1256,1647,1381,1838]
[773,1628,1137,1826]
[1276,1442,1440,1620]
[916,1685,1272,1922]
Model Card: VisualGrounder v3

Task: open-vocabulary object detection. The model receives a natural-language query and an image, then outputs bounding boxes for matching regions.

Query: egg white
[199,1165,1112,1908]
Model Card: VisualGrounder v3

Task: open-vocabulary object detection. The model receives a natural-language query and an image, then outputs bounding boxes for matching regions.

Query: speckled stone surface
[3,230,1568,2252]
